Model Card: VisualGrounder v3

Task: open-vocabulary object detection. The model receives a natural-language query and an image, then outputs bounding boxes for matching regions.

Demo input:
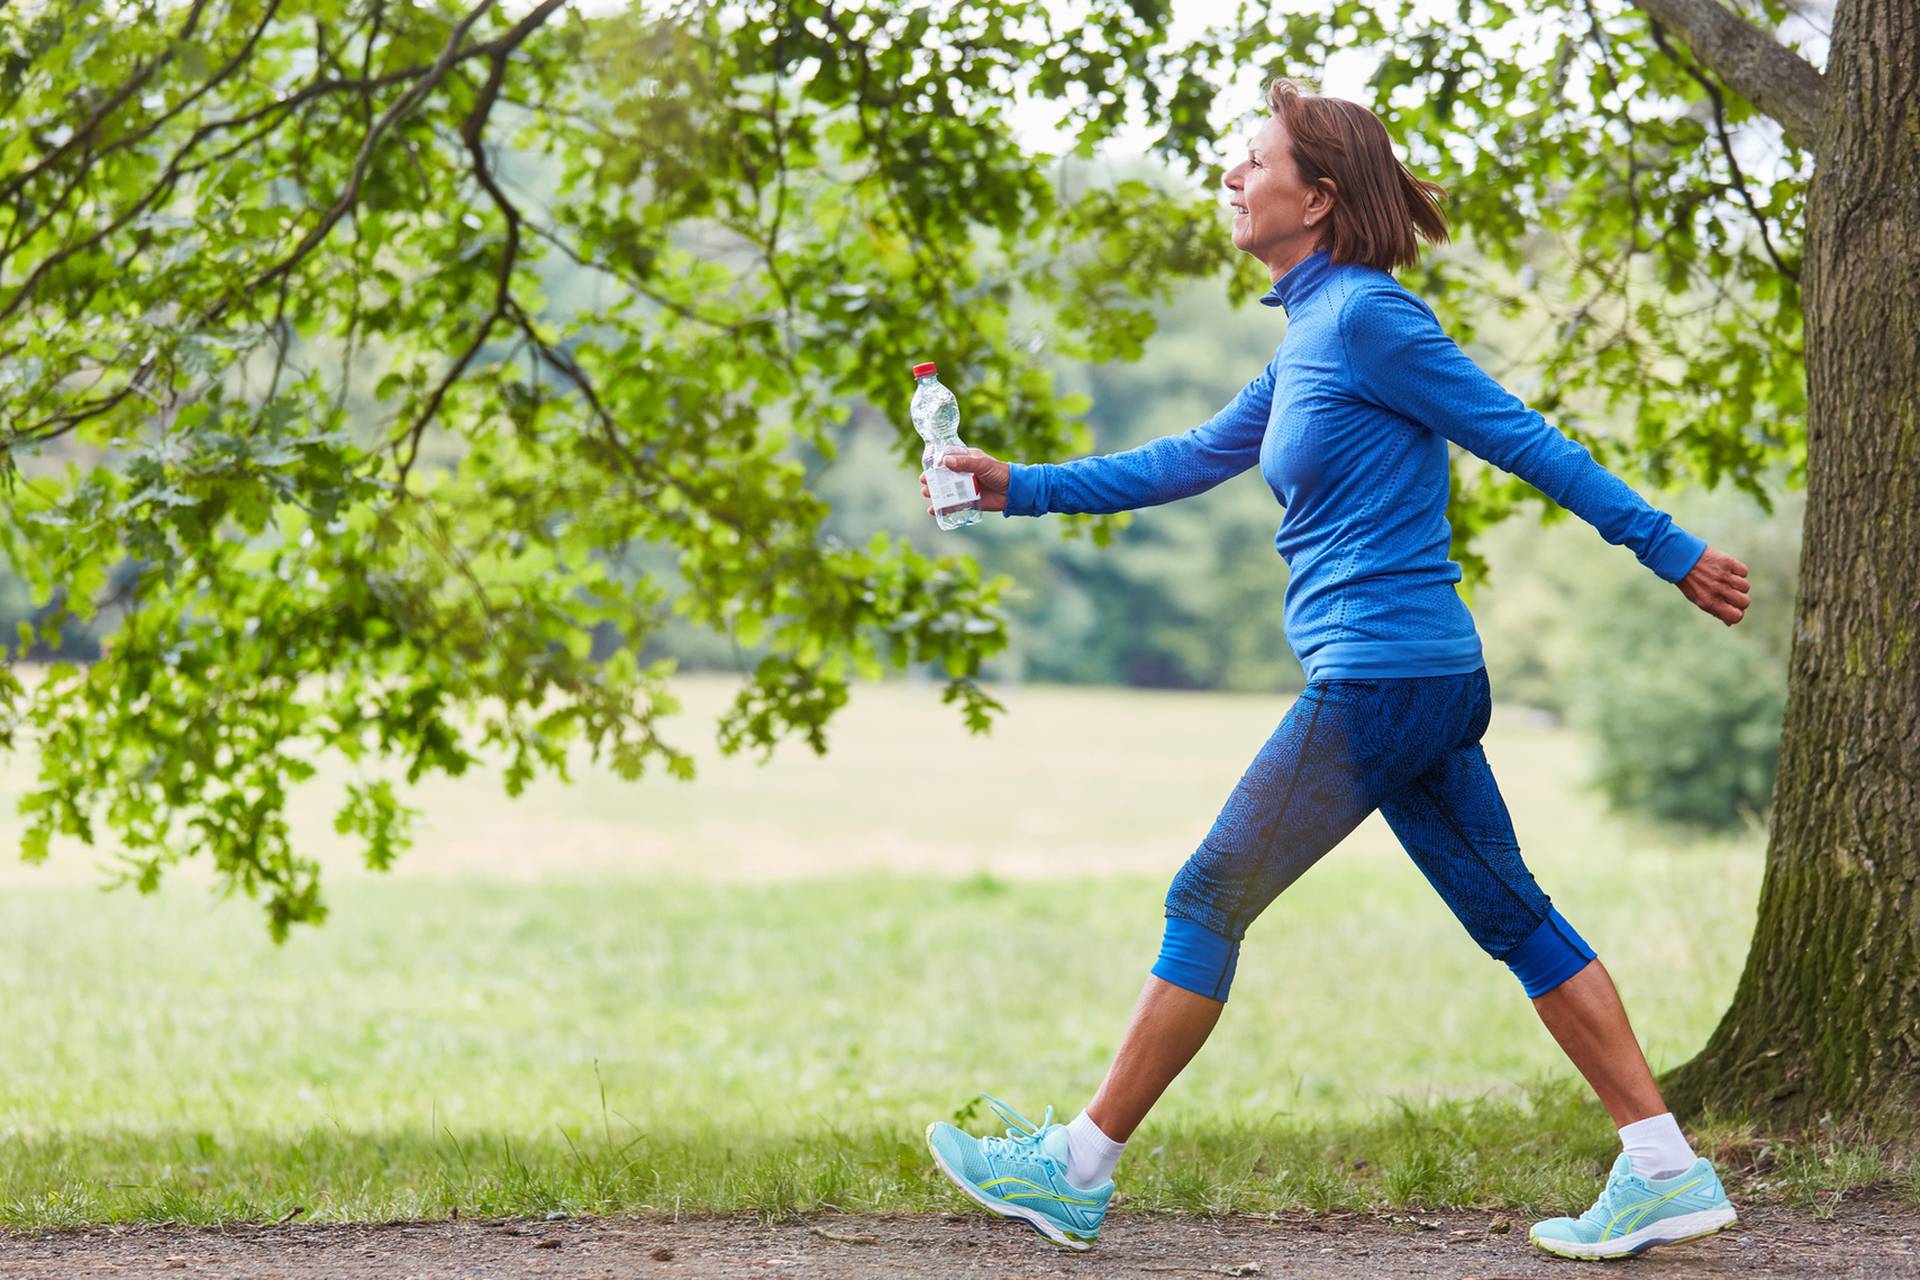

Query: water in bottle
[910,361,981,530]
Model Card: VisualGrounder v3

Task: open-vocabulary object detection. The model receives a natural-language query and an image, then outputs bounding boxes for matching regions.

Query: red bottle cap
[911,361,938,377]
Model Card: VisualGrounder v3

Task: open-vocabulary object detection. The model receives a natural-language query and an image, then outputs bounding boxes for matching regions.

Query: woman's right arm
[929,350,1280,518]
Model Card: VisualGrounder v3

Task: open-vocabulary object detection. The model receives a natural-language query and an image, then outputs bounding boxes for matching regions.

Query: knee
[1502,906,1597,997]
[1159,845,1252,1001]
[1152,914,1240,1002]
[1164,845,1239,938]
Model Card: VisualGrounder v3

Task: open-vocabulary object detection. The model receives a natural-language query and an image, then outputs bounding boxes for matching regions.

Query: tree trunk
[1658,0,1920,1136]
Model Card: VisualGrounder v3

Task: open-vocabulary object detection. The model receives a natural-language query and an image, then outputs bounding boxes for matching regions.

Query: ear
[1310,177,1339,222]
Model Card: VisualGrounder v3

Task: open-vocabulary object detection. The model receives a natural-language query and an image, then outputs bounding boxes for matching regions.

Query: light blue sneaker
[925,1095,1112,1251]
[1531,1152,1739,1260]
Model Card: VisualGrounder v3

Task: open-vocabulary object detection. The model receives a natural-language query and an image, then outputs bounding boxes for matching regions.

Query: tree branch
[1627,0,1827,150]
[1646,18,1799,281]
[240,0,506,303]
[394,41,522,489]
[2,0,572,454]
[0,0,214,206]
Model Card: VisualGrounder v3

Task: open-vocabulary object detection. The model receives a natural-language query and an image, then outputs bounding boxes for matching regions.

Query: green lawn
[0,677,1902,1226]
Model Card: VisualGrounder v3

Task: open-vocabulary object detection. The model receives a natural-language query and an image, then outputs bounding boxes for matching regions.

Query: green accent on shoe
[1529,1153,1739,1260]
[980,1175,1104,1207]
[924,1094,1113,1252]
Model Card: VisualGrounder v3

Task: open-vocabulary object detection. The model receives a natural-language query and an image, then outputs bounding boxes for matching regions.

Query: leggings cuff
[1152,915,1238,1002]
[1505,906,1597,997]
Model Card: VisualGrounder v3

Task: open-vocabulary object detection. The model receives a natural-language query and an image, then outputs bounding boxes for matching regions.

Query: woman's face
[1223,113,1331,277]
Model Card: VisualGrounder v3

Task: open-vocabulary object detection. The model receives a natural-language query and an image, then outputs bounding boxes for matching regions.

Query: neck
[1264,238,1323,283]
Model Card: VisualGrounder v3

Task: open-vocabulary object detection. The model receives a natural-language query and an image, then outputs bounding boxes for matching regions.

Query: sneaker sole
[1530,1206,1739,1260]
[923,1122,1099,1253]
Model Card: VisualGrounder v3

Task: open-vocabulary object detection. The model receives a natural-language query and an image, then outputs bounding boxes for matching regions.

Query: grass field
[0,676,1907,1227]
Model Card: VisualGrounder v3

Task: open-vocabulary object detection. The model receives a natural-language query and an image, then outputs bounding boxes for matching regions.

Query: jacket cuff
[1647,526,1708,583]
[1003,462,1050,517]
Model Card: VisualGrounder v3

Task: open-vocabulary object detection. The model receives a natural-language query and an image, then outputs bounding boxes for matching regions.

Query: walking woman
[919,79,1753,1261]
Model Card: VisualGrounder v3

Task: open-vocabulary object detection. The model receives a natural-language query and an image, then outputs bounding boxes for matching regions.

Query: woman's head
[1224,78,1449,279]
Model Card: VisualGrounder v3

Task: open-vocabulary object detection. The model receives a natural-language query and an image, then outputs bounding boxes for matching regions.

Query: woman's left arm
[1341,285,1750,625]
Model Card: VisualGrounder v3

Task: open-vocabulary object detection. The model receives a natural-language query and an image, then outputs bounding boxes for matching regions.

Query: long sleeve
[1339,286,1705,583]
[1003,352,1278,517]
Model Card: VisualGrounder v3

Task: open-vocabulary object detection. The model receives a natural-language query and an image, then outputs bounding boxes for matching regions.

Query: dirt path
[3,1198,1917,1279]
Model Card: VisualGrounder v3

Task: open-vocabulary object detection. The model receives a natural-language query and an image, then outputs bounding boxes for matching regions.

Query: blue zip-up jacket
[1003,249,1706,681]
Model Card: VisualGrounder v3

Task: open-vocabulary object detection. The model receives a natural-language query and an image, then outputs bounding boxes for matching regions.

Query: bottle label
[928,459,979,511]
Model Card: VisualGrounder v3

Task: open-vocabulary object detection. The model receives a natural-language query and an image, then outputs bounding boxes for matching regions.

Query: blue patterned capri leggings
[1152,666,1596,1003]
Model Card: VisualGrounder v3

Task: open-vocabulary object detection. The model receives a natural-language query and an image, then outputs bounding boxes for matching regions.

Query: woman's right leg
[1083,976,1224,1142]
[923,673,1484,1246]
[1079,689,1349,1144]
[1080,675,1481,1150]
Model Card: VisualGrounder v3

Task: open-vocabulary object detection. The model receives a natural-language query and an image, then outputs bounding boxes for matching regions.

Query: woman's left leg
[1530,958,1666,1126]
[1376,669,1738,1258]
[1373,734,1670,1125]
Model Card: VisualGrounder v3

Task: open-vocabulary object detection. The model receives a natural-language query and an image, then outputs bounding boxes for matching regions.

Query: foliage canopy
[0,0,1805,933]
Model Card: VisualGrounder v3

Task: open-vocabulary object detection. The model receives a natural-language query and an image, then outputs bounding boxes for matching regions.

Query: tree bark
[1658,0,1920,1135]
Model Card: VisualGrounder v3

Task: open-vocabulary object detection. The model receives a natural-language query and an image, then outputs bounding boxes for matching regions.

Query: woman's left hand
[1678,546,1751,625]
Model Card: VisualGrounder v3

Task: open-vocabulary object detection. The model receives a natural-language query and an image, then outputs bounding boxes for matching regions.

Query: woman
[919,79,1753,1262]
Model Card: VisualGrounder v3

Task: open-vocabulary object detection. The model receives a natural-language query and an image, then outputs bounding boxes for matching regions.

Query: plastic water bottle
[910,361,981,530]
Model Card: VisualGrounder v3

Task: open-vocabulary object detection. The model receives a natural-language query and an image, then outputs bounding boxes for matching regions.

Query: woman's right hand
[1678,545,1751,625]
[921,448,1011,514]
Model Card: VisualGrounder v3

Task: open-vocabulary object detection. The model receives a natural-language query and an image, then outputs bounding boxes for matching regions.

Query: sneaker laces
[976,1093,1054,1160]
[1577,1172,1640,1231]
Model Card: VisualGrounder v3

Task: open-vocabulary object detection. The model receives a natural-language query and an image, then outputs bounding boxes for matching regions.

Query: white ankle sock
[1064,1111,1125,1188]
[1618,1111,1696,1181]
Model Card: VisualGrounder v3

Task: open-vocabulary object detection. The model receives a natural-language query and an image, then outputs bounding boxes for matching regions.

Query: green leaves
[0,0,1804,933]
[335,780,415,874]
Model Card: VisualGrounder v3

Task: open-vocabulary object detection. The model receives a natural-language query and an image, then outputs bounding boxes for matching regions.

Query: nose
[1223,164,1244,194]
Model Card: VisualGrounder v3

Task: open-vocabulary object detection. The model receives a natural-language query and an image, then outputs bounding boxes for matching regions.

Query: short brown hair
[1266,78,1449,273]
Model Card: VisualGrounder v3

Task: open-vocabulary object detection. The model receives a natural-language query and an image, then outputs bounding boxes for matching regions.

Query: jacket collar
[1260,248,1335,311]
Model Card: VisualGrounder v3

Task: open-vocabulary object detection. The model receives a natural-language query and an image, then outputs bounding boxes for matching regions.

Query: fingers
[939,449,995,474]
[1684,546,1753,625]
[1681,578,1750,626]
[1718,553,1751,621]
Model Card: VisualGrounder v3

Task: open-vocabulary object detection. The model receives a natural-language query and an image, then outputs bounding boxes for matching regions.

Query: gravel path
[4,1198,1917,1279]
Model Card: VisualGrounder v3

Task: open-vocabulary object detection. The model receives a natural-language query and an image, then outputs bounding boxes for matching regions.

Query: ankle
[1065,1111,1126,1188]
[1084,1103,1135,1145]
[1617,1111,1697,1181]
